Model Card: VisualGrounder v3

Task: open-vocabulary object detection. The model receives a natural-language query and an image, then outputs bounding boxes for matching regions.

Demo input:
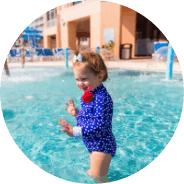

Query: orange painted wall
[44,2,138,59]
[101,2,121,58]
[121,6,136,58]
[90,12,101,48]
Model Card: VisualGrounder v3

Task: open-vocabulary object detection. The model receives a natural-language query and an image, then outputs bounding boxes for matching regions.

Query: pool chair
[53,48,64,60]
[25,50,34,62]
[52,48,60,61]
[62,48,74,60]
[9,49,16,62]
[35,48,44,62]
[52,48,57,55]
[56,48,74,61]
[42,48,54,61]
[59,47,75,60]
[9,49,21,63]
[56,48,65,61]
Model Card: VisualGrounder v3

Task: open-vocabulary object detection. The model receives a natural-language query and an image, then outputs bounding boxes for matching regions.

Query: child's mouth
[83,87,88,90]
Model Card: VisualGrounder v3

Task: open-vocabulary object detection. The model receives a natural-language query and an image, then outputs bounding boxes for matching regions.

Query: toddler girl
[59,51,117,183]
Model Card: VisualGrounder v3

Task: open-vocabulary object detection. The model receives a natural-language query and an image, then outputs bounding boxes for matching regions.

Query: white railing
[47,19,57,27]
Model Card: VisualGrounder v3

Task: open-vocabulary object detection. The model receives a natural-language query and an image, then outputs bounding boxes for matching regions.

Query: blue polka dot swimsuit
[76,84,117,157]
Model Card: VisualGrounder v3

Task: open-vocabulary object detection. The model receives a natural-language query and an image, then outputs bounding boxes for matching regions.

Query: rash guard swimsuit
[74,84,117,157]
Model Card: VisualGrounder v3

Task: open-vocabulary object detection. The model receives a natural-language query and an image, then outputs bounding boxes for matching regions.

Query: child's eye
[82,78,87,81]
[76,78,86,81]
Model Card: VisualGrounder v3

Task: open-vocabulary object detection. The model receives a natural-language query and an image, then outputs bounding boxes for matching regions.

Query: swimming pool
[1,66,183,183]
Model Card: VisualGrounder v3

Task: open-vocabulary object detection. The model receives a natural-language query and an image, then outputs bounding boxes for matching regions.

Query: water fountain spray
[166,43,175,80]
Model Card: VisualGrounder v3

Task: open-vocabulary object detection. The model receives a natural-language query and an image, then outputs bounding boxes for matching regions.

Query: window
[81,37,87,41]
[47,9,56,21]
[47,12,50,21]
[73,1,82,6]
[51,11,54,19]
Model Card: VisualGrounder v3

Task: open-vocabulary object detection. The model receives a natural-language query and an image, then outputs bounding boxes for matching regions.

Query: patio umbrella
[20,27,42,68]
[23,26,42,33]
[22,32,43,40]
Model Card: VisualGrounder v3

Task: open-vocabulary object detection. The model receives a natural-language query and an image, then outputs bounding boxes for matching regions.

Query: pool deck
[7,58,182,74]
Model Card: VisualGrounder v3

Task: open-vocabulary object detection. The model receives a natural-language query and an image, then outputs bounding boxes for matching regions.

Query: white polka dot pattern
[76,84,117,157]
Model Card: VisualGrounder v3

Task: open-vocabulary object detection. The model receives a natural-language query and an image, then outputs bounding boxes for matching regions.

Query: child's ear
[98,75,102,80]
[98,73,104,81]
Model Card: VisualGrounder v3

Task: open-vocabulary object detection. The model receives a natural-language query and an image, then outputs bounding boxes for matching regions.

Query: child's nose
[78,81,84,87]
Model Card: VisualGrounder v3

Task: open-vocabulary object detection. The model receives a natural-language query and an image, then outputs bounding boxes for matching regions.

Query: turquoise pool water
[1,66,183,183]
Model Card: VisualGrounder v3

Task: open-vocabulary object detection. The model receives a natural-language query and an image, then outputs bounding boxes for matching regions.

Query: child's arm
[59,119,74,137]
[73,108,83,139]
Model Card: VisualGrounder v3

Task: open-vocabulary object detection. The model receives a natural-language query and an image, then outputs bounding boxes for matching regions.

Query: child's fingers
[60,128,69,132]
[60,123,69,129]
[65,102,69,107]
[59,121,65,127]
[59,118,67,123]
[70,99,75,107]
[69,99,74,107]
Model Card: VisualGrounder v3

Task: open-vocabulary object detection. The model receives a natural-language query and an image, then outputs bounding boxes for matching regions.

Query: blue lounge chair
[42,48,54,61]
[9,49,21,62]
[35,48,44,61]
[52,48,57,55]
[57,48,64,53]
[9,49,16,62]
[25,49,35,62]
[52,48,61,60]
[35,48,44,57]
[9,49,17,57]
[43,48,53,56]
[56,48,65,60]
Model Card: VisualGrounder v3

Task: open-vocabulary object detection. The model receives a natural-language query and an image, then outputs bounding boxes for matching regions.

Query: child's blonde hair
[73,50,108,82]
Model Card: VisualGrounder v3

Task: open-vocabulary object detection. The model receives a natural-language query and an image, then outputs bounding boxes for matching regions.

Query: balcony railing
[47,19,57,27]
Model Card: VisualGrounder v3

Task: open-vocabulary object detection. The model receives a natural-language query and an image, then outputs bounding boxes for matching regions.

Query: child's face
[73,64,102,93]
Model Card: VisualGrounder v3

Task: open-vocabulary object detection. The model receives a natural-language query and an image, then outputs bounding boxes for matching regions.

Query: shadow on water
[2,109,16,120]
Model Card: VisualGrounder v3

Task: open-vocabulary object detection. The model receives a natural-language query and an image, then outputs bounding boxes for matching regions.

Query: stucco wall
[90,12,101,48]
[101,2,121,58]
[121,6,136,58]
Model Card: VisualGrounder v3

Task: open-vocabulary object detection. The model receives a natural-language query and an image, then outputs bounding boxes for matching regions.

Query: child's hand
[59,118,74,137]
[65,99,78,117]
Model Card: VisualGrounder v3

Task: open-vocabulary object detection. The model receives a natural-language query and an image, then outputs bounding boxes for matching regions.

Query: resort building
[31,0,167,59]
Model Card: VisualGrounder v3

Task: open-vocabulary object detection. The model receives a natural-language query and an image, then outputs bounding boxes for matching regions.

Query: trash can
[120,44,132,60]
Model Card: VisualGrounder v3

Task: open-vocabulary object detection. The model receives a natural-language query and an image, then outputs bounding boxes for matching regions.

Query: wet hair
[73,50,108,82]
